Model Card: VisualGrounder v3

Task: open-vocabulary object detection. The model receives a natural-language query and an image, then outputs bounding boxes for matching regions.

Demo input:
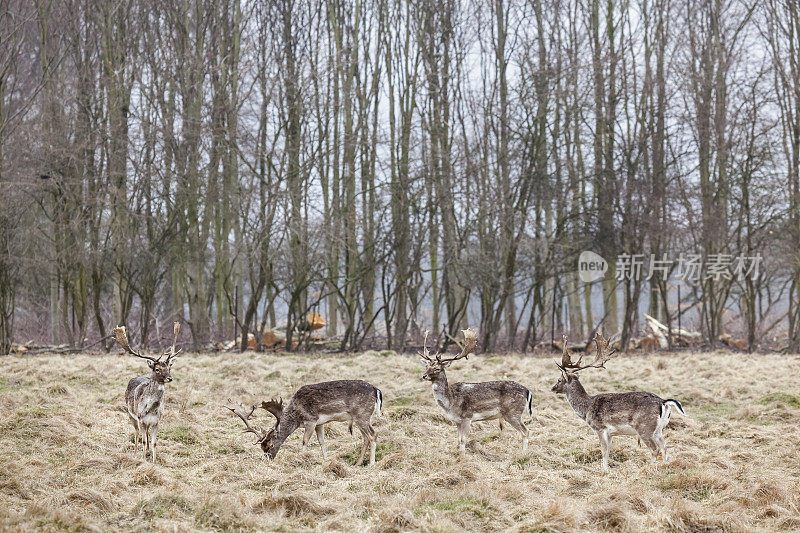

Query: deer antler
[436,328,478,364]
[113,326,161,364]
[261,398,284,420]
[225,399,269,444]
[165,322,181,363]
[557,332,617,372]
[419,330,434,363]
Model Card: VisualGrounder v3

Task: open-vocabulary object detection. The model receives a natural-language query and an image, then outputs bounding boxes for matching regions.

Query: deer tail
[663,398,686,416]
[374,387,383,418]
[525,389,533,418]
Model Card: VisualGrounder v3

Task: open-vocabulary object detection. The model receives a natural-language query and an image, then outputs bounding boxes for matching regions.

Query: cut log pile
[218,313,331,352]
[642,313,701,349]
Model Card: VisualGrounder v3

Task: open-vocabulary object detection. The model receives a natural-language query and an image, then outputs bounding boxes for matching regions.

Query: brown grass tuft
[132,464,164,486]
[589,502,629,530]
[374,506,419,532]
[255,493,334,517]
[67,488,116,512]
[323,459,349,478]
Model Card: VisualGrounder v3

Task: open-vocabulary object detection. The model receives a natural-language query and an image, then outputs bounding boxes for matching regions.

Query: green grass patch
[606,380,629,392]
[484,357,503,364]
[570,449,600,464]
[694,401,736,421]
[480,432,501,443]
[389,407,417,420]
[511,456,532,469]
[133,495,194,519]
[417,497,490,518]
[390,395,415,406]
[265,371,281,380]
[161,424,198,445]
[758,392,800,408]
[340,441,397,466]
[657,470,721,501]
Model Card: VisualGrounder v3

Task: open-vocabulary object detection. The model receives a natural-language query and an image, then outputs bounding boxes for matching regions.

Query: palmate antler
[113,326,161,364]
[163,322,182,364]
[558,332,617,373]
[113,322,183,365]
[420,328,478,364]
[261,398,284,420]
[225,399,270,444]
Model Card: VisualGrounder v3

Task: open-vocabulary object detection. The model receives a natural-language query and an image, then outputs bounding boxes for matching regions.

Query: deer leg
[315,425,327,460]
[597,430,611,471]
[151,425,158,464]
[503,414,529,452]
[142,426,149,460]
[367,425,377,466]
[129,415,139,452]
[458,420,471,452]
[651,429,667,461]
[302,423,316,450]
[355,429,369,466]
[638,432,660,460]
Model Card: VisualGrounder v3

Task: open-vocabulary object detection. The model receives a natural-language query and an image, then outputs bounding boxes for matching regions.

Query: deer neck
[146,373,167,396]
[430,371,454,412]
[565,379,591,420]
[268,408,300,459]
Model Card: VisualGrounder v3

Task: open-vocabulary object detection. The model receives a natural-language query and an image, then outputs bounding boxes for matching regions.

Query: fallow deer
[552,333,686,471]
[421,328,532,453]
[227,380,383,466]
[115,322,181,463]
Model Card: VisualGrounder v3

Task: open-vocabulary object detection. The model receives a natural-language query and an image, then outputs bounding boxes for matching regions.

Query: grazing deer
[227,380,383,466]
[115,323,181,463]
[420,328,532,453]
[552,333,686,471]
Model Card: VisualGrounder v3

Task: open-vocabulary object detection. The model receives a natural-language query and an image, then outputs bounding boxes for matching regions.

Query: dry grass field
[1,348,800,532]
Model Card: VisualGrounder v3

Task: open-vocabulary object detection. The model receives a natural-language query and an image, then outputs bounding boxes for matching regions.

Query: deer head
[113,323,181,384]
[552,332,616,393]
[421,328,478,381]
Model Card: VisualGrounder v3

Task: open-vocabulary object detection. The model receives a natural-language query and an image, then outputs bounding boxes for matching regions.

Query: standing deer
[115,323,181,463]
[227,380,383,466]
[421,328,532,453]
[552,333,686,471]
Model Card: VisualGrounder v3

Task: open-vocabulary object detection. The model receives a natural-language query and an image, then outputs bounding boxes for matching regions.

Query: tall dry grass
[0,349,799,532]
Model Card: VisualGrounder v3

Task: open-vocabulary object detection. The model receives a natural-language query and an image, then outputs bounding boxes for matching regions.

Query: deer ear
[442,360,453,368]
[147,361,155,370]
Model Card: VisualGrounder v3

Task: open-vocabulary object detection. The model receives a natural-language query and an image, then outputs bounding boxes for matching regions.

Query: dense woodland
[0,0,798,354]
